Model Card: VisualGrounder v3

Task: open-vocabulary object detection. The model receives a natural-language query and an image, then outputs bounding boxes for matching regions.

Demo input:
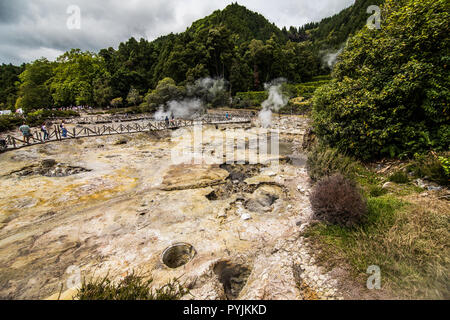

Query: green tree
[15,58,54,112]
[93,77,113,108]
[145,78,185,107]
[127,87,141,106]
[312,0,450,160]
[51,49,108,106]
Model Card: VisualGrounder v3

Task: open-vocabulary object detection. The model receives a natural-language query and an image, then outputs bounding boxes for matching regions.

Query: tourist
[60,121,68,138]
[19,122,32,144]
[226,112,229,120]
[41,123,49,140]
[165,115,169,126]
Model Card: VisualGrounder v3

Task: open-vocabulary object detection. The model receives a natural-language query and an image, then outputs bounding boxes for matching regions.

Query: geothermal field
[0,113,346,300]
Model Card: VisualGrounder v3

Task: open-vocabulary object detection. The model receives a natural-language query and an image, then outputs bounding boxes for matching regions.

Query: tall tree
[15,58,54,112]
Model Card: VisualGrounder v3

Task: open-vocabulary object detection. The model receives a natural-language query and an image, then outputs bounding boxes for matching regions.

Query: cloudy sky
[0,0,354,65]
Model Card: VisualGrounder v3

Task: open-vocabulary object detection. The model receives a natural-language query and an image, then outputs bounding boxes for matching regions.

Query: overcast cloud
[0,0,354,65]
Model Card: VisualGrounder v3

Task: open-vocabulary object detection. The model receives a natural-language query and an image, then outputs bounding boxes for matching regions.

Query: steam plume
[258,78,289,128]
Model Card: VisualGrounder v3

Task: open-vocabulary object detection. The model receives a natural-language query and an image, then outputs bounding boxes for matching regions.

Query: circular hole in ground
[213,261,251,300]
[162,243,196,269]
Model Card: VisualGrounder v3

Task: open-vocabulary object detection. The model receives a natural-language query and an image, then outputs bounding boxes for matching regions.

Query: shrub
[281,97,311,115]
[111,97,124,108]
[75,272,189,300]
[234,91,267,108]
[407,153,449,186]
[0,110,79,133]
[312,0,450,160]
[0,115,24,133]
[388,171,409,184]
[310,174,368,227]
[369,185,388,197]
[306,145,357,181]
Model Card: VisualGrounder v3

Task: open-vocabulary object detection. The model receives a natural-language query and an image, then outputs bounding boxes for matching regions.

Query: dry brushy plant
[310,174,367,227]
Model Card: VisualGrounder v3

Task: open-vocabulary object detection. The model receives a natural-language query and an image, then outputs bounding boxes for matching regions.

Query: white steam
[323,48,343,68]
[154,77,228,120]
[187,77,227,101]
[154,98,204,121]
[258,79,289,128]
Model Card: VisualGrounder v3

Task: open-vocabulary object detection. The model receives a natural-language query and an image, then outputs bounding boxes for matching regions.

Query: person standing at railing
[41,123,49,141]
[60,121,68,138]
[19,122,32,144]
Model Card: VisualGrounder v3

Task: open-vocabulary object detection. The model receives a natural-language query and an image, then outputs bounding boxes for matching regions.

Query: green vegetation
[305,195,449,299]
[306,145,357,182]
[0,64,24,111]
[75,272,189,300]
[407,152,450,186]
[0,115,24,133]
[312,0,449,160]
[302,0,385,51]
[0,110,79,133]
[388,171,409,184]
[368,185,388,198]
[15,58,54,113]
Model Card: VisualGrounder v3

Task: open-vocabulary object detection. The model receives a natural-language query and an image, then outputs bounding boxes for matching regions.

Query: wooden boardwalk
[0,117,251,152]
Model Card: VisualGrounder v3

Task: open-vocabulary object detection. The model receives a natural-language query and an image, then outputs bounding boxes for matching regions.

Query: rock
[382,182,394,190]
[245,185,282,213]
[41,159,57,168]
[415,179,426,188]
[241,213,252,221]
[160,164,229,191]
[428,186,442,191]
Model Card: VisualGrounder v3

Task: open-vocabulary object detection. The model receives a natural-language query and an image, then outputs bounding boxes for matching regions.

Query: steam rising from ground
[154,99,204,120]
[154,77,228,120]
[323,48,343,68]
[322,43,347,69]
[187,78,227,101]
[259,79,289,128]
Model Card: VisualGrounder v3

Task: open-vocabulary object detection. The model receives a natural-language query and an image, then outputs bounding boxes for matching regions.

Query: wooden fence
[1,117,251,151]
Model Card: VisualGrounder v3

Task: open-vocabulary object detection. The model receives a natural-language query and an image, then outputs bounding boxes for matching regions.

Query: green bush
[0,115,24,133]
[312,0,450,160]
[407,153,449,186]
[234,91,267,108]
[281,97,311,115]
[306,145,357,182]
[0,110,80,133]
[295,80,330,99]
[75,272,189,300]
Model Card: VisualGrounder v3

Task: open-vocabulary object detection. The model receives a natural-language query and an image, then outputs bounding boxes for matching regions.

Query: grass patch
[368,185,388,197]
[75,272,189,300]
[388,171,409,184]
[304,195,450,299]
